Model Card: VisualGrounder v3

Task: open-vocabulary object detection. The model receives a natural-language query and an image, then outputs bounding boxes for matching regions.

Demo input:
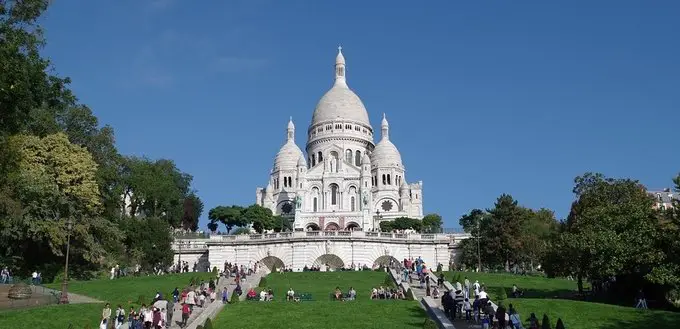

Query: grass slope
[443,271,581,298]
[0,272,212,329]
[213,271,428,329]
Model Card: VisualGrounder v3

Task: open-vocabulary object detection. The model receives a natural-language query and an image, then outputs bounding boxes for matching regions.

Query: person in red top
[181,303,190,327]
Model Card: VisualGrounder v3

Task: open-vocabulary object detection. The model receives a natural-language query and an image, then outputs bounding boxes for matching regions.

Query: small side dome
[297,155,307,167]
[371,139,403,168]
[400,180,408,190]
[361,153,371,165]
[274,141,303,170]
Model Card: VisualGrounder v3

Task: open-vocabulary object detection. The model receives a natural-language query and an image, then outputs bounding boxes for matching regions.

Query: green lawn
[0,272,213,329]
[213,271,429,329]
[443,271,581,298]
[507,298,680,329]
[442,271,680,329]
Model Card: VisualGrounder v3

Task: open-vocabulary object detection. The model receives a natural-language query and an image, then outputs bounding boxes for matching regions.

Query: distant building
[649,188,678,210]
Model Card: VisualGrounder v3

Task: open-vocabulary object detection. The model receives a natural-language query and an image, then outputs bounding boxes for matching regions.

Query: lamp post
[59,219,73,304]
[476,219,481,272]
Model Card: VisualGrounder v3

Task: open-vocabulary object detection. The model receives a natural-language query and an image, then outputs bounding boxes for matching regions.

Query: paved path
[406,273,482,329]
[168,271,266,329]
[31,285,104,304]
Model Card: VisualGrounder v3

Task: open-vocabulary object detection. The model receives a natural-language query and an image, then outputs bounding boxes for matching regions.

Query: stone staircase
[169,270,267,329]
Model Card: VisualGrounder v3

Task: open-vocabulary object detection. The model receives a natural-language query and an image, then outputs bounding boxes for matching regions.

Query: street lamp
[476,219,481,272]
[59,219,73,304]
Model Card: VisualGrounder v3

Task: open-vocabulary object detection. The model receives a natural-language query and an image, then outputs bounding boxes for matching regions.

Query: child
[481,314,490,329]
[463,298,472,321]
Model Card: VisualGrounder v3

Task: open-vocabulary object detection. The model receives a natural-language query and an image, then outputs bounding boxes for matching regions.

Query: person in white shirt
[478,289,488,300]
[287,288,295,301]
[473,280,481,297]
[186,290,196,312]
[260,289,267,301]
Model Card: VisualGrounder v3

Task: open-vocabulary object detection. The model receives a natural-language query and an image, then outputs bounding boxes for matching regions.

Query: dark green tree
[242,204,273,233]
[421,213,443,233]
[208,205,246,233]
[541,314,551,329]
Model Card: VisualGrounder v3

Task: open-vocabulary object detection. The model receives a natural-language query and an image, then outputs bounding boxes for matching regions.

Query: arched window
[283,177,287,188]
[387,174,391,185]
[330,184,339,205]
[311,154,316,167]
[382,174,386,185]
[330,151,339,172]
[345,149,353,163]
[312,187,319,212]
[351,196,356,211]
[318,152,323,162]
[287,177,292,187]
[355,150,361,166]
[313,197,318,212]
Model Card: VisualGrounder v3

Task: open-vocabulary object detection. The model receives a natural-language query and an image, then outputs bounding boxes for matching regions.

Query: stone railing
[202,230,465,243]
[421,296,456,328]
[171,240,208,251]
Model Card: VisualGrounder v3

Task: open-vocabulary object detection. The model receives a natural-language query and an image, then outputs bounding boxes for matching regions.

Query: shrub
[496,287,508,301]
[230,290,240,304]
[203,318,214,329]
[212,266,218,274]
[541,314,551,329]
[423,318,438,329]
[556,318,565,329]
[196,326,203,329]
[258,276,268,287]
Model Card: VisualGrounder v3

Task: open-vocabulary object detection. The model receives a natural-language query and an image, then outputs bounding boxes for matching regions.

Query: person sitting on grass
[246,288,257,300]
[259,289,267,301]
[378,286,386,299]
[511,284,523,298]
[334,286,343,300]
[346,287,356,300]
[395,287,405,299]
[527,313,539,329]
[370,287,378,299]
[287,287,295,301]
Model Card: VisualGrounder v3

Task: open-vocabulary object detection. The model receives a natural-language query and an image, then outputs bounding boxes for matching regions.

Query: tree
[484,194,525,271]
[1,133,122,279]
[520,208,558,271]
[208,205,246,233]
[242,204,273,234]
[119,216,173,271]
[207,222,218,233]
[544,173,663,295]
[379,221,394,232]
[541,314,551,329]
[182,193,204,231]
[421,213,443,233]
[392,217,422,231]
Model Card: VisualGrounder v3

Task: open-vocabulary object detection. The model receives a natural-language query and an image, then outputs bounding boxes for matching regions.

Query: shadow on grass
[594,310,680,329]
[406,304,429,327]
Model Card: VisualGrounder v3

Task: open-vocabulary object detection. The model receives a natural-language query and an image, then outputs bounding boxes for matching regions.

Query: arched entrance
[306,223,321,231]
[312,254,345,270]
[346,222,360,231]
[325,222,340,231]
[259,256,285,271]
[373,255,401,270]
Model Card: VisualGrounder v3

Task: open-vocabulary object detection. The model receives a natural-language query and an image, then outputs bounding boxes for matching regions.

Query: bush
[212,266,218,275]
[423,318,438,329]
[258,276,268,288]
[556,318,565,329]
[541,314,551,329]
[230,290,240,304]
[196,326,203,329]
[203,318,214,329]
[496,287,508,301]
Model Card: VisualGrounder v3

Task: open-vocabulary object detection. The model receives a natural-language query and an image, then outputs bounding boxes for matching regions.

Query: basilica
[256,48,423,231]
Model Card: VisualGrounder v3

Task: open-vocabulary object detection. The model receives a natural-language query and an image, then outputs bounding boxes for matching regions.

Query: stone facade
[174,232,470,272]
[256,47,423,231]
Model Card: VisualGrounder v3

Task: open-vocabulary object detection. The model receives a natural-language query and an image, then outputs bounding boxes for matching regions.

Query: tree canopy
[0,0,202,280]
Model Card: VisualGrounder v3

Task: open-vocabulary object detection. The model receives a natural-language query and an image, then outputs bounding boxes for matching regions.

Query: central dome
[312,84,370,125]
[310,47,371,127]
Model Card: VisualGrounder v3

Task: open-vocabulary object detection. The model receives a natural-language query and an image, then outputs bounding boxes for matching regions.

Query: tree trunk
[577,273,584,295]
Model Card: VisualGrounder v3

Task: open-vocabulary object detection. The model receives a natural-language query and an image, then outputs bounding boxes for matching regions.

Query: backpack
[117,313,125,322]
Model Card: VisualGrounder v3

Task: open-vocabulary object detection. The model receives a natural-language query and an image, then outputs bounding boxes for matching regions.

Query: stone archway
[259,256,285,271]
[306,223,321,231]
[325,222,340,231]
[373,255,401,269]
[312,254,345,270]
[346,222,360,231]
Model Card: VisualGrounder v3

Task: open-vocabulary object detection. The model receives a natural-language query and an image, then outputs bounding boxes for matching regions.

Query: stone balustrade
[201,230,468,244]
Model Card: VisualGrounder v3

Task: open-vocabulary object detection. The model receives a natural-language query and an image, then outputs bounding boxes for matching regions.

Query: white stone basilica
[256,47,423,231]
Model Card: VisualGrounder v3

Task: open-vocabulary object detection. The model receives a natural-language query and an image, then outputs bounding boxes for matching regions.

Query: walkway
[31,285,103,304]
[169,270,266,329]
[406,272,482,329]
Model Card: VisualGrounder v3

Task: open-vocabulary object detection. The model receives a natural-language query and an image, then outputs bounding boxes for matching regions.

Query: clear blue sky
[40,0,680,229]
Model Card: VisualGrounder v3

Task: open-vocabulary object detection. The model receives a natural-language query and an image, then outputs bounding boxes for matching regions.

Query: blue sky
[40,0,680,229]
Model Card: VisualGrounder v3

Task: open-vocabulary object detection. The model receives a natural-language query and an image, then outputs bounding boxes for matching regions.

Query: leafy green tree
[208,205,246,232]
[421,213,443,233]
[242,204,273,233]
[520,208,559,271]
[392,217,422,231]
[484,194,525,271]
[231,227,251,235]
[379,220,394,232]
[2,133,122,278]
[207,222,218,232]
[182,193,204,231]
[119,216,173,271]
[544,173,663,294]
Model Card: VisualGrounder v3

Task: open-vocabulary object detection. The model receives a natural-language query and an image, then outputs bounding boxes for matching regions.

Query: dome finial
[381,113,389,140]
[335,46,346,85]
[287,117,295,141]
